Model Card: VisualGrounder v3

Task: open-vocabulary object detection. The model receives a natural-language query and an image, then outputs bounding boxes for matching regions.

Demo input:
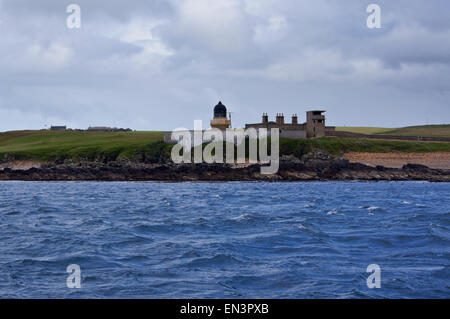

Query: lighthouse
[210,101,231,131]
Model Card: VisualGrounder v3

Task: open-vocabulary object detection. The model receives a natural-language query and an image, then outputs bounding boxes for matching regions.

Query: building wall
[246,113,313,139]
[245,122,306,131]
[50,126,66,131]
[306,111,327,138]
[245,124,306,138]
[279,130,307,139]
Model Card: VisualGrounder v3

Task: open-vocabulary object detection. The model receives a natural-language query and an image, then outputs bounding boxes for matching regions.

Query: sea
[0,181,448,298]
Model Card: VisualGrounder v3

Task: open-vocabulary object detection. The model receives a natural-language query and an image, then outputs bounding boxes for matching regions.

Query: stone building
[50,126,67,131]
[164,102,336,145]
[245,110,335,138]
[245,113,306,138]
[87,126,132,132]
[306,110,330,138]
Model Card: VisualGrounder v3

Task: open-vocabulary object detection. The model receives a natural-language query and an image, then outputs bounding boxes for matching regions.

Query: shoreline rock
[0,153,448,182]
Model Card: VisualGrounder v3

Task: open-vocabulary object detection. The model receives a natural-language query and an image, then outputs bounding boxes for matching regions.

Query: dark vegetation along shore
[0,130,449,182]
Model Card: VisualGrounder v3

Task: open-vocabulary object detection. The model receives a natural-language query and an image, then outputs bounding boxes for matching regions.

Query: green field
[335,127,393,134]
[336,125,450,138]
[0,130,169,162]
[380,125,450,138]
[1,130,450,163]
[279,137,450,157]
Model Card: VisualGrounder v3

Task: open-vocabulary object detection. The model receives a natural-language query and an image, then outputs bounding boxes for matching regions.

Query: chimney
[292,114,298,124]
[276,113,284,125]
[262,113,268,124]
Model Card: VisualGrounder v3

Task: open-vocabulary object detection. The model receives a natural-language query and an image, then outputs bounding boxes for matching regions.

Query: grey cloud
[0,0,449,132]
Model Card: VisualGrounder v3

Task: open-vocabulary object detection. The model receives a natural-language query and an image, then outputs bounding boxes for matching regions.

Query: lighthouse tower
[210,101,231,131]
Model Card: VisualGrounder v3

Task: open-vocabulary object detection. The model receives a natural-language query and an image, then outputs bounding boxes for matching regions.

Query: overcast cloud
[0,0,449,131]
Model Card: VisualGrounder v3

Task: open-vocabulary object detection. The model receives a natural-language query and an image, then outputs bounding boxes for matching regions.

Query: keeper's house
[245,110,335,138]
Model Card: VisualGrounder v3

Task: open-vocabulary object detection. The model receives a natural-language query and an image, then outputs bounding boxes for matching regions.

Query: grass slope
[335,127,393,134]
[380,125,450,138]
[1,131,449,163]
[0,130,168,162]
[336,125,450,138]
[280,137,450,157]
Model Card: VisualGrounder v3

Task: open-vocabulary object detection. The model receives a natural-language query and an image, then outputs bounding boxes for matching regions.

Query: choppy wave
[0,181,449,298]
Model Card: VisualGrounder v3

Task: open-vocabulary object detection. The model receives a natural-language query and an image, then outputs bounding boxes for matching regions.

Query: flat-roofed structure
[306,110,326,138]
[245,110,335,139]
[245,113,307,139]
[87,127,132,132]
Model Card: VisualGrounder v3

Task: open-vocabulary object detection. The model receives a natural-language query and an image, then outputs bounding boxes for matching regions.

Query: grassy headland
[279,137,450,157]
[335,127,393,134]
[380,125,450,138]
[336,125,450,138]
[0,130,170,163]
[1,130,450,164]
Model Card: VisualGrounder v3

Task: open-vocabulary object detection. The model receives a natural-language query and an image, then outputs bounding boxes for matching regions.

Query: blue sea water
[0,181,448,299]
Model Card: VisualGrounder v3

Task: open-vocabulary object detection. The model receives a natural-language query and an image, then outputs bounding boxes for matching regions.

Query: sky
[0,0,449,131]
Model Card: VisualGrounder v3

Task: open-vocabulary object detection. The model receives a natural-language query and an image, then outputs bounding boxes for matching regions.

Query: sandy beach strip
[343,152,450,170]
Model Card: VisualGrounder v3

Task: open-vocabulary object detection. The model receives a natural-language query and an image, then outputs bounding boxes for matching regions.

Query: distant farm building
[87,127,132,132]
[50,126,67,131]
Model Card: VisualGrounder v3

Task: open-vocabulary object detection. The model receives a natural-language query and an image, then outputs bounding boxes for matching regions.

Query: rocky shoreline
[0,151,449,182]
